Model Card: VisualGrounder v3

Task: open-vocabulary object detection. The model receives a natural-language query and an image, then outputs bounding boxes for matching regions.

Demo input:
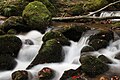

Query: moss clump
[27,39,63,69]
[83,0,108,12]
[0,54,17,70]
[42,31,70,46]
[22,1,52,33]
[80,55,109,77]
[0,0,29,17]
[7,29,17,34]
[0,35,22,57]
[1,16,28,33]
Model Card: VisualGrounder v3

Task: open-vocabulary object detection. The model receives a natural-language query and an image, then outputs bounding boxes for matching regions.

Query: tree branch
[88,0,120,16]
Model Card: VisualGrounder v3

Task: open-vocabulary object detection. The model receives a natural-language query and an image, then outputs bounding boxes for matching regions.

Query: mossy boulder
[88,39,109,51]
[38,67,55,80]
[80,55,109,77]
[42,31,70,46]
[1,16,28,33]
[12,70,29,80]
[81,46,95,53]
[22,1,52,33]
[83,0,108,12]
[0,0,29,17]
[0,54,17,70]
[61,25,90,42]
[98,55,112,64]
[0,35,22,57]
[27,39,63,69]
[88,30,114,42]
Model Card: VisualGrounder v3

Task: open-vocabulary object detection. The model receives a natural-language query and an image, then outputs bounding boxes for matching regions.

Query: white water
[0,30,120,80]
[100,11,120,21]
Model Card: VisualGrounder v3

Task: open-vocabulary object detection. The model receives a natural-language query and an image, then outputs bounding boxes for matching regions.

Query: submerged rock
[80,55,109,77]
[115,52,120,60]
[0,35,22,57]
[24,39,34,45]
[22,1,52,33]
[42,31,70,46]
[12,70,29,80]
[88,39,109,51]
[0,54,17,70]
[98,55,113,64]
[81,46,95,53]
[27,39,63,69]
[38,67,55,80]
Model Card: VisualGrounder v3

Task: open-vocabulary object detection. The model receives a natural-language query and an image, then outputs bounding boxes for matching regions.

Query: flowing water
[0,29,120,80]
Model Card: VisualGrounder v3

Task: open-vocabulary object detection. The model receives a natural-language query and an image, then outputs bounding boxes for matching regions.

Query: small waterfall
[1,29,120,80]
[100,11,120,21]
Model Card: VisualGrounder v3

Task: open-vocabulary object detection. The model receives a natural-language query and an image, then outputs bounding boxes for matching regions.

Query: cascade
[0,29,120,80]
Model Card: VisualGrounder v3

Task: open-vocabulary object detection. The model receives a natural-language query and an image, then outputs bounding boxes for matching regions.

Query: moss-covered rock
[27,39,63,69]
[80,55,109,77]
[61,24,90,42]
[42,31,70,46]
[81,46,95,53]
[98,55,112,64]
[1,16,28,33]
[0,0,29,17]
[83,0,108,12]
[0,35,22,57]
[22,1,52,33]
[12,70,29,80]
[88,39,109,51]
[38,67,55,80]
[0,54,17,70]
[88,30,114,42]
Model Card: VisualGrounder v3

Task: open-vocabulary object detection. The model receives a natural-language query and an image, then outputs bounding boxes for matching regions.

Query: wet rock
[115,52,120,60]
[88,30,114,42]
[27,39,63,69]
[88,39,109,51]
[0,35,22,57]
[81,46,95,53]
[42,31,70,46]
[0,0,29,17]
[61,24,90,42]
[38,67,55,80]
[24,39,34,45]
[98,55,113,64]
[1,16,28,33]
[80,55,109,77]
[0,54,17,70]
[22,1,52,33]
[12,70,29,80]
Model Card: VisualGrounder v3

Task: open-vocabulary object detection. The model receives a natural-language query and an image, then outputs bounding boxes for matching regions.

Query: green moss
[0,0,29,17]
[83,0,108,12]
[7,29,17,34]
[22,1,52,33]
[0,35,22,57]
[1,16,28,33]
[27,39,63,69]
[80,55,109,77]
[42,31,70,46]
